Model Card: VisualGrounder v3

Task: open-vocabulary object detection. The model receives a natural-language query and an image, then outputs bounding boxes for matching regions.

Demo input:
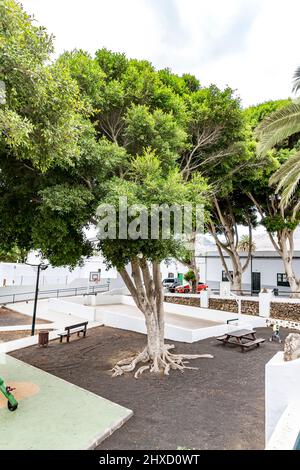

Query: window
[277,273,289,287]
[222,270,233,282]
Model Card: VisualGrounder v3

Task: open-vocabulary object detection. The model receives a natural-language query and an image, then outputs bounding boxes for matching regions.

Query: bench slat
[242,338,265,348]
[216,335,228,341]
[58,327,86,336]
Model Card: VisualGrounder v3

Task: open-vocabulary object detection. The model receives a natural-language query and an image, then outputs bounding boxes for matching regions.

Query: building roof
[202,227,300,254]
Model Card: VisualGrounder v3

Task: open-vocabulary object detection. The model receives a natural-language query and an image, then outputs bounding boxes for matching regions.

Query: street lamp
[26,262,48,335]
[250,253,253,295]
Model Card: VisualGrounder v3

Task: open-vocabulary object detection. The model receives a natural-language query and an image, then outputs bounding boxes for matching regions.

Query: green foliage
[99,151,208,270]
[0,3,250,272]
[95,48,128,81]
[244,99,300,233]
[0,0,84,172]
[57,50,105,109]
[256,103,300,157]
[0,245,27,263]
[124,105,186,167]
[184,270,196,283]
[270,150,300,207]
[244,99,291,130]
[262,215,299,233]
[39,185,94,214]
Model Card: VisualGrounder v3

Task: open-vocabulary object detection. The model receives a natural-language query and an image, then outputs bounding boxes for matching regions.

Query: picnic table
[216,329,265,352]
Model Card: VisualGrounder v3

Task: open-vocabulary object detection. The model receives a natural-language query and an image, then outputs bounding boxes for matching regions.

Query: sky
[20,0,300,107]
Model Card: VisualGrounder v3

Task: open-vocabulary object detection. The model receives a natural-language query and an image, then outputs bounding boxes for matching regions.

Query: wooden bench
[58,321,88,343]
[216,329,265,352]
[216,335,228,342]
[240,338,265,350]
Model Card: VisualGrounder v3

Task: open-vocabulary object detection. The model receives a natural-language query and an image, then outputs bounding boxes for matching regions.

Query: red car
[175,282,208,294]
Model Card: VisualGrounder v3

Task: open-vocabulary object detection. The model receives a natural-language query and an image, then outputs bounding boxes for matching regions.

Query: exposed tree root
[111,344,213,378]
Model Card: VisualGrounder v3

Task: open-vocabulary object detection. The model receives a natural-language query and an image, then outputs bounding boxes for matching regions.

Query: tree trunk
[247,193,300,298]
[209,222,244,295]
[231,272,242,294]
[279,230,300,298]
[178,230,200,285]
[111,257,213,378]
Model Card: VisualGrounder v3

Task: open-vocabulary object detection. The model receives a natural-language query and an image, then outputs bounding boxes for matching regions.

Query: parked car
[175,283,191,294]
[175,282,208,294]
[162,278,175,288]
[167,279,182,293]
[195,282,209,293]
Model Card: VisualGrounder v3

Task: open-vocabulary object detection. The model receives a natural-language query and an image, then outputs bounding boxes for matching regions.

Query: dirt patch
[0,330,31,342]
[10,325,291,450]
[0,329,53,342]
[0,307,50,326]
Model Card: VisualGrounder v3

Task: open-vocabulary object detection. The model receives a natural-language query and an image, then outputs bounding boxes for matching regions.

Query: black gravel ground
[11,325,291,450]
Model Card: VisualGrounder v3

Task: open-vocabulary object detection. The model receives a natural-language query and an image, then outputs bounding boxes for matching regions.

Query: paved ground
[11,325,292,450]
[0,307,48,326]
[0,331,32,342]
[0,354,132,450]
[96,303,222,329]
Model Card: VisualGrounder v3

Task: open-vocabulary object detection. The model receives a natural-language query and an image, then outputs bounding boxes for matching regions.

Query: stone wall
[165,296,260,315]
[164,296,200,308]
[270,302,300,322]
[208,298,238,313]
[241,300,259,316]
[165,294,300,323]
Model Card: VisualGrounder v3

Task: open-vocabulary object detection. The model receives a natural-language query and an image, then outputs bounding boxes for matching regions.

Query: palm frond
[270,150,300,207]
[255,103,300,156]
[292,66,300,94]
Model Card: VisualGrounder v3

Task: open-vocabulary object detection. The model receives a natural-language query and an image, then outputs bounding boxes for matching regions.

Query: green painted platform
[0,355,132,449]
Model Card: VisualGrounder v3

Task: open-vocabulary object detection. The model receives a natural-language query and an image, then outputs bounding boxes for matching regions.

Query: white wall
[200,253,300,293]
[0,257,117,287]
[48,298,96,321]
[266,352,300,445]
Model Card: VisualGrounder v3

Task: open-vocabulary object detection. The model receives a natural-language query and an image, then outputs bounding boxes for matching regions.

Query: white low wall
[83,293,124,306]
[45,294,265,343]
[266,352,300,445]
[101,308,146,336]
[162,300,266,328]
[266,401,300,450]
[99,306,233,343]
[97,295,265,342]
[48,298,96,322]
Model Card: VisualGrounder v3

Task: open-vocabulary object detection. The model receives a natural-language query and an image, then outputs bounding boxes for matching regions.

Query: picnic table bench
[216,329,265,352]
[58,321,88,343]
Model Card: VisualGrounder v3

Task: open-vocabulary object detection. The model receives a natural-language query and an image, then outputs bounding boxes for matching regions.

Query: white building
[198,229,300,294]
[0,254,117,288]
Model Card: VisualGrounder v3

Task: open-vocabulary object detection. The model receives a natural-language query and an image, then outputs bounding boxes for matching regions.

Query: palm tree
[292,66,300,94]
[237,235,256,254]
[255,66,300,208]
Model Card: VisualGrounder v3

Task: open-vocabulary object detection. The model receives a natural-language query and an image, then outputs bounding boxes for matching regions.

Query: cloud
[203,1,260,62]
[144,0,188,46]
[20,0,300,106]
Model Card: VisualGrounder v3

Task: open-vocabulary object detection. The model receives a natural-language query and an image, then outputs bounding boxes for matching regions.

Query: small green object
[0,376,18,412]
